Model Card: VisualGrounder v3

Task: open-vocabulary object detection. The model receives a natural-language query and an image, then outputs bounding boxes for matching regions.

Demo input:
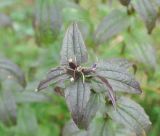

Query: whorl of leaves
[37,23,150,133]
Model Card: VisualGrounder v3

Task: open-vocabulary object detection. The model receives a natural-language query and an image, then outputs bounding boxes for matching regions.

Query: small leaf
[37,67,69,91]
[65,79,90,129]
[0,90,17,126]
[96,61,142,94]
[119,0,131,6]
[60,23,88,66]
[132,0,157,33]
[0,57,26,87]
[106,97,151,135]
[95,9,130,44]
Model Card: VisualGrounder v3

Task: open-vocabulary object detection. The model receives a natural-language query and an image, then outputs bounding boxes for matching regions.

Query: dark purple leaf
[37,67,69,91]
[60,23,88,66]
[80,93,101,129]
[96,61,142,94]
[95,9,130,44]
[96,75,116,108]
[106,97,151,135]
[119,0,131,6]
[105,58,132,68]
[65,79,90,129]
[132,0,157,34]
[0,57,26,87]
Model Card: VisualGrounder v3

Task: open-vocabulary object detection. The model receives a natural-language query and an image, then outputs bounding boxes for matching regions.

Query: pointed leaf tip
[60,23,88,66]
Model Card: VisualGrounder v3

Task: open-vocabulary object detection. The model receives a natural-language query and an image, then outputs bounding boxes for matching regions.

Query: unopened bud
[68,58,73,63]
[70,77,74,82]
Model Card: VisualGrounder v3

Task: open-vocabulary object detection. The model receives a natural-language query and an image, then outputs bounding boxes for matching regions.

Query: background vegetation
[0,0,160,136]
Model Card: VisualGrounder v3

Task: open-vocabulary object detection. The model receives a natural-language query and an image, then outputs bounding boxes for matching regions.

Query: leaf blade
[132,0,157,33]
[95,9,130,44]
[60,23,88,65]
[65,79,90,129]
[107,97,151,135]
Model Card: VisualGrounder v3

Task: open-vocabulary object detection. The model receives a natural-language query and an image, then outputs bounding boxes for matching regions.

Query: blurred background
[0,0,160,136]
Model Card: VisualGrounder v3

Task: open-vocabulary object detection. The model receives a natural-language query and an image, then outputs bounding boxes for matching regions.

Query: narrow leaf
[65,79,90,129]
[95,9,130,44]
[132,0,157,33]
[0,57,26,87]
[37,67,69,91]
[107,97,151,135]
[60,23,88,66]
[96,75,116,108]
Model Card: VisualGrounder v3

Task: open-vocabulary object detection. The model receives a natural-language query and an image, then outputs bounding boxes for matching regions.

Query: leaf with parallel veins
[65,79,91,129]
[60,23,88,66]
[106,97,151,136]
[95,61,142,94]
[0,57,26,88]
[37,67,69,91]
[132,0,157,34]
[95,9,130,44]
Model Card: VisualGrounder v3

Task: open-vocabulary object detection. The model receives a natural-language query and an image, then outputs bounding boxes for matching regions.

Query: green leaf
[60,23,88,66]
[107,97,151,135]
[119,0,131,6]
[132,0,157,33]
[16,106,38,136]
[65,79,90,129]
[95,61,142,94]
[37,67,69,91]
[88,117,136,136]
[125,31,157,71]
[34,0,62,45]
[0,57,26,87]
[15,91,49,103]
[62,120,87,136]
[0,13,12,28]
[0,90,17,126]
[95,9,130,44]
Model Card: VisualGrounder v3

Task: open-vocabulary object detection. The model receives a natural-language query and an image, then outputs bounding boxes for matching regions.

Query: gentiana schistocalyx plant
[37,23,151,135]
